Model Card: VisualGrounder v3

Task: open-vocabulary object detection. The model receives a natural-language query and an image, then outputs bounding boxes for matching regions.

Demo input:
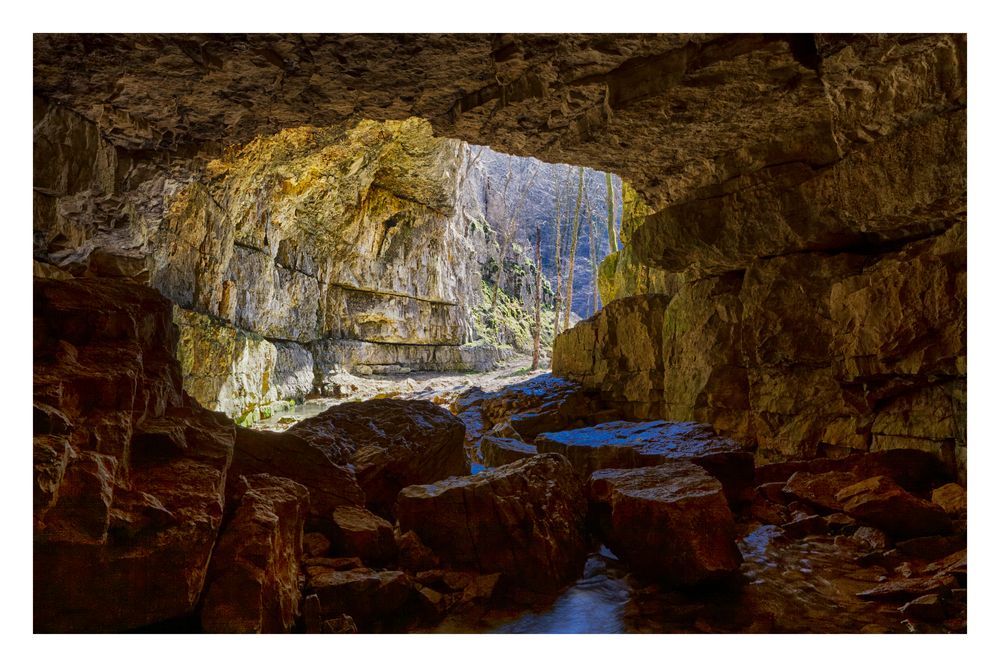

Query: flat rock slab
[589,461,743,586]
[536,420,754,504]
[307,568,412,628]
[395,453,587,592]
[479,435,537,468]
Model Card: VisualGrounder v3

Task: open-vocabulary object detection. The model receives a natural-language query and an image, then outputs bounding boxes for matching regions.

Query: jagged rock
[201,474,309,633]
[835,476,953,539]
[330,505,397,566]
[480,435,537,467]
[322,615,359,633]
[396,530,440,572]
[307,568,411,629]
[755,449,950,496]
[303,532,332,558]
[33,278,235,632]
[853,526,892,551]
[395,454,587,591]
[535,420,754,505]
[857,573,958,602]
[229,427,363,520]
[291,399,467,518]
[900,594,947,623]
[588,461,743,586]
[931,483,967,516]
[304,557,363,574]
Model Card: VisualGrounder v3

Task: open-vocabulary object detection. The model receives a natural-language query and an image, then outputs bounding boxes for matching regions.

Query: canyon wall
[34,104,506,423]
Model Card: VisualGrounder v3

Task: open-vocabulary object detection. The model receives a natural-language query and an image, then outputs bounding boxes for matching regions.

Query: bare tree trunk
[564,166,585,331]
[532,224,542,370]
[552,166,570,341]
[589,197,599,316]
[605,171,618,253]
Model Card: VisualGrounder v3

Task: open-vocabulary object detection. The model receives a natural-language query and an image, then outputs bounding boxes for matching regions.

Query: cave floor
[255,353,545,431]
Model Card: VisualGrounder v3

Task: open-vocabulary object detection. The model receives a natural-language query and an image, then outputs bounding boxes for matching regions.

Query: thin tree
[589,192,599,316]
[563,166,585,331]
[551,165,571,341]
[605,171,619,253]
[531,224,542,370]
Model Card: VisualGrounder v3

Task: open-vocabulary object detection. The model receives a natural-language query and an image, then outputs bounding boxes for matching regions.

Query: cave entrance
[250,129,634,430]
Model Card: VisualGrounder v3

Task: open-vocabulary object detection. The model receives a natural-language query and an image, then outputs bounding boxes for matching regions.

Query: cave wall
[554,35,966,477]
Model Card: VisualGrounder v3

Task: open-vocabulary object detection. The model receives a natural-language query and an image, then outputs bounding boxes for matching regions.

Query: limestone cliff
[34,107,506,422]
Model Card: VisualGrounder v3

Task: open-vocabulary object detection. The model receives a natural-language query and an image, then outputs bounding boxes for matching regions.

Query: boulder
[307,568,412,629]
[229,427,364,519]
[836,476,953,538]
[480,435,537,468]
[330,505,397,565]
[781,470,866,513]
[33,278,236,632]
[291,399,468,517]
[931,483,967,516]
[536,420,754,505]
[588,461,743,586]
[200,474,309,633]
[395,454,587,591]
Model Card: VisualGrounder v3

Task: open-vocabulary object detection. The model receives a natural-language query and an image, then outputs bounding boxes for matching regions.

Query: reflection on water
[492,550,630,634]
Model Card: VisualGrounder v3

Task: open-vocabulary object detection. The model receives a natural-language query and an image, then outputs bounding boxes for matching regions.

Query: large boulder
[395,454,588,591]
[306,568,412,631]
[479,435,537,468]
[536,420,754,505]
[588,461,743,586]
[33,278,235,632]
[330,505,397,566]
[291,399,468,518]
[229,427,363,520]
[200,474,309,633]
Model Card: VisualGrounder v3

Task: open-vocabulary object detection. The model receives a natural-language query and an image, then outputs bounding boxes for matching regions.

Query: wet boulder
[588,461,743,586]
[395,454,587,591]
[200,474,309,633]
[536,420,754,505]
[291,399,467,518]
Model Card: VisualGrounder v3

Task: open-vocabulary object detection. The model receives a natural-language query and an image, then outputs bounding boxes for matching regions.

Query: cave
[32,33,967,637]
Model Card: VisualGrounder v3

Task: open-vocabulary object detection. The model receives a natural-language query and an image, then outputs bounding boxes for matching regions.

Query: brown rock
[836,476,952,538]
[857,573,957,602]
[322,615,359,633]
[479,435,537,468]
[395,454,587,591]
[853,526,892,551]
[307,568,411,628]
[303,532,331,558]
[396,530,440,572]
[931,483,967,516]
[291,399,468,518]
[303,557,363,576]
[588,461,743,586]
[896,535,967,562]
[781,471,866,513]
[900,594,947,623]
[201,474,309,633]
[536,420,754,505]
[781,514,828,538]
[33,278,235,632]
[330,505,397,565]
[229,428,364,520]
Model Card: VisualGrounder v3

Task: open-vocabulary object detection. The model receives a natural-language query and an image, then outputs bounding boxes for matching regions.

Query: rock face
[588,462,743,585]
[535,420,754,504]
[33,278,235,632]
[395,454,588,591]
[550,35,966,476]
[290,399,468,518]
[201,474,309,633]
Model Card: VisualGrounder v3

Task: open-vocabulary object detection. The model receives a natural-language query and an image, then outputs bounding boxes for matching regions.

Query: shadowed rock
[395,454,587,591]
[588,461,743,586]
